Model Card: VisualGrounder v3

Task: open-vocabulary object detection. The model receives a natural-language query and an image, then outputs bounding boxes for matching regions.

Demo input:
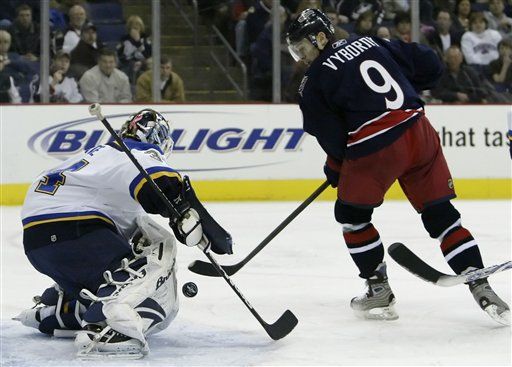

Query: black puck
[182,282,198,297]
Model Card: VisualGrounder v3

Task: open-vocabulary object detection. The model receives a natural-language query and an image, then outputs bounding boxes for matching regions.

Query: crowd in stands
[201,0,512,103]
[0,0,185,103]
[0,0,511,104]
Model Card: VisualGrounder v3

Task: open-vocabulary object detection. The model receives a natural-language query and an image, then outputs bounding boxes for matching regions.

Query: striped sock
[343,223,384,279]
[440,226,484,274]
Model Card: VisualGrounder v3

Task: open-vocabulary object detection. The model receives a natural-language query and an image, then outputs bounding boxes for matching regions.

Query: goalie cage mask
[121,109,174,156]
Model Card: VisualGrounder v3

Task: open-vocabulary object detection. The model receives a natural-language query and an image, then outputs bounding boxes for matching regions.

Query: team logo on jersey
[145,150,163,162]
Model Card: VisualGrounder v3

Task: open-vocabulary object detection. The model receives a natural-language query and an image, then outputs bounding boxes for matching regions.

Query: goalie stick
[88,103,298,340]
[188,180,330,276]
[388,242,512,287]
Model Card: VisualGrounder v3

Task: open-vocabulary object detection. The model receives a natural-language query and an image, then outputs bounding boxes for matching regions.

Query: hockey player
[15,109,232,358]
[286,9,510,324]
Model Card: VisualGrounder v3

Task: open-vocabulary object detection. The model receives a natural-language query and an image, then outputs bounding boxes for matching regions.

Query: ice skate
[468,276,510,326]
[75,324,148,360]
[351,262,398,320]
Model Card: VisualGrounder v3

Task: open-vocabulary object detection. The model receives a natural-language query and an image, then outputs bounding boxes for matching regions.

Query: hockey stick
[188,180,330,276]
[88,103,298,340]
[388,242,512,287]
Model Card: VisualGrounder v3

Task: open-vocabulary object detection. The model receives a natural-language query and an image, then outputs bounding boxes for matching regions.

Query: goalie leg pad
[77,215,179,357]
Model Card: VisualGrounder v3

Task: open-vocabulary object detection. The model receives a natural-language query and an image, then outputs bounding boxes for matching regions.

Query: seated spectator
[0,53,21,103]
[62,4,87,54]
[452,0,472,33]
[382,0,409,22]
[353,10,374,37]
[431,46,488,103]
[376,25,391,39]
[461,12,502,67]
[135,55,185,102]
[70,22,102,80]
[295,0,322,13]
[8,4,39,61]
[246,0,273,47]
[338,0,384,24]
[38,51,83,103]
[427,9,463,58]
[391,11,412,42]
[323,6,350,38]
[249,6,292,101]
[117,15,152,84]
[79,48,132,103]
[487,38,512,93]
[484,0,512,38]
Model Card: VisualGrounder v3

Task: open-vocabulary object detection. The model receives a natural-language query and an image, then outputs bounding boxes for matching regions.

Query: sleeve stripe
[129,167,181,200]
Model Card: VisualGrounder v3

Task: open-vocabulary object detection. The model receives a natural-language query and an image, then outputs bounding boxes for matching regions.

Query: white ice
[1,200,511,366]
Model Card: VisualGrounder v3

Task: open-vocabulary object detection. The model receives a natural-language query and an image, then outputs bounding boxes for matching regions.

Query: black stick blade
[387,242,445,284]
[264,310,299,341]
[188,260,240,277]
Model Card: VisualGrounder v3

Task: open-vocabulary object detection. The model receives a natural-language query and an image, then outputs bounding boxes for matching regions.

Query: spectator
[295,0,322,13]
[246,0,273,47]
[79,48,131,103]
[427,9,463,57]
[382,0,409,22]
[337,0,384,24]
[376,25,391,39]
[484,0,512,38]
[431,45,488,103]
[70,22,102,80]
[62,4,87,54]
[461,12,502,67]
[452,0,472,33]
[487,38,512,93]
[391,11,412,42]
[8,4,39,61]
[323,6,351,38]
[135,55,185,102]
[249,5,292,101]
[353,10,374,37]
[117,15,152,84]
[41,51,83,103]
[0,53,22,103]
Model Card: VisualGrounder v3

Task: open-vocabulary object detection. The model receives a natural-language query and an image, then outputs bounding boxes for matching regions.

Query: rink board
[0,104,510,204]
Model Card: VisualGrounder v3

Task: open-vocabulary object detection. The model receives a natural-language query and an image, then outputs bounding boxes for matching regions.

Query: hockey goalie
[14,109,232,359]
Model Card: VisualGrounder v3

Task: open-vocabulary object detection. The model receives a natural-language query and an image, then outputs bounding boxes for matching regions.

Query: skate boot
[75,324,148,360]
[350,262,398,320]
[468,276,510,326]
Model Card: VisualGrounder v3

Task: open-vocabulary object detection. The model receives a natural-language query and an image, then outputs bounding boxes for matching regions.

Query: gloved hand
[324,156,341,188]
[171,208,203,247]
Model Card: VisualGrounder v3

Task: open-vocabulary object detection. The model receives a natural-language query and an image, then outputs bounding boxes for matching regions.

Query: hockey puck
[182,282,198,297]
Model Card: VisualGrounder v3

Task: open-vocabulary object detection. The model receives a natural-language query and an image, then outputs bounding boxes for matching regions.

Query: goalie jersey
[21,139,182,241]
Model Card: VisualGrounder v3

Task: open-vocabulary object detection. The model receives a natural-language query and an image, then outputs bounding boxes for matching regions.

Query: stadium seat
[88,2,124,25]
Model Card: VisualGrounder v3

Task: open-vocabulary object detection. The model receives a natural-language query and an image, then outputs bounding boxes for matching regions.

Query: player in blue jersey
[15,109,232,358]
[286,9,510,324]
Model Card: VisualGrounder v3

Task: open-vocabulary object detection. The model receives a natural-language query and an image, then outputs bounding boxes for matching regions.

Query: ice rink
[1,200,511,366]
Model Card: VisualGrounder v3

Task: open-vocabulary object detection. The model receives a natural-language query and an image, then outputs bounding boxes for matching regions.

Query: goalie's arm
[132,172,203,247]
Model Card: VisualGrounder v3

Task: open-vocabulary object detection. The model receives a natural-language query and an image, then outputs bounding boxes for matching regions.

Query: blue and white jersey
[21,139,181,239]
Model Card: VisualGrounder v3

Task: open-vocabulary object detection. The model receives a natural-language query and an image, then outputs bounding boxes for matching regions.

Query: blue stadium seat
[88,2,124,25]
[96,23,125,44]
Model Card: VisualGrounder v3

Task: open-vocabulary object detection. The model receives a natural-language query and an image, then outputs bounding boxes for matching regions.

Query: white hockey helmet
[122,109,173,156]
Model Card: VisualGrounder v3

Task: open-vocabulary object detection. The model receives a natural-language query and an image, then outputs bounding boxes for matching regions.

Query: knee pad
[81,216,178,343]
[334,200,374,226]
[421,201,461,238]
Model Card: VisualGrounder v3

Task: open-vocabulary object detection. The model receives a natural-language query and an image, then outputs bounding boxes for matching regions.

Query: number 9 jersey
[21,139,182,240]
[298,36,443,161]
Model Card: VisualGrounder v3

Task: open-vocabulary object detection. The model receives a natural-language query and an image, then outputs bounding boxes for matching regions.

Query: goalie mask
[121,109,173,156]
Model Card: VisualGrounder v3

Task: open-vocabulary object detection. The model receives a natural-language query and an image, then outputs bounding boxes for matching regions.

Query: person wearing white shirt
[62,5,87,54]
[461,12,502,66]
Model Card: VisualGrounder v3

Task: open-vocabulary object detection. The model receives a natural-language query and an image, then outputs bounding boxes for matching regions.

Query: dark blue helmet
[286,8,335,47]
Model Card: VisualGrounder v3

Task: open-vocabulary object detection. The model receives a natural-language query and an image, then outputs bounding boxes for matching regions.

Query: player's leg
[400,115,510,325]
[74,214,179,359]
[335,201,398,320]
[337,147,406,320]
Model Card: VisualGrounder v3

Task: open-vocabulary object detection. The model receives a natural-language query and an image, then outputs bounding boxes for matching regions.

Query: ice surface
[1,201,510,366]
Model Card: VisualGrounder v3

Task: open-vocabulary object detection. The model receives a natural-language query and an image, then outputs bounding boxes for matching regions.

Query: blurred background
[0,0,511,105]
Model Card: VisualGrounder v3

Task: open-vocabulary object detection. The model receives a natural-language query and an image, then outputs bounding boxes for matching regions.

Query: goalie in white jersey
[16,109,233,359]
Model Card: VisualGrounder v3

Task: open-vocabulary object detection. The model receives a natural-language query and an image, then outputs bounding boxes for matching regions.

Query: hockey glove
[174,208,203,247]
[324,156,342,188]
